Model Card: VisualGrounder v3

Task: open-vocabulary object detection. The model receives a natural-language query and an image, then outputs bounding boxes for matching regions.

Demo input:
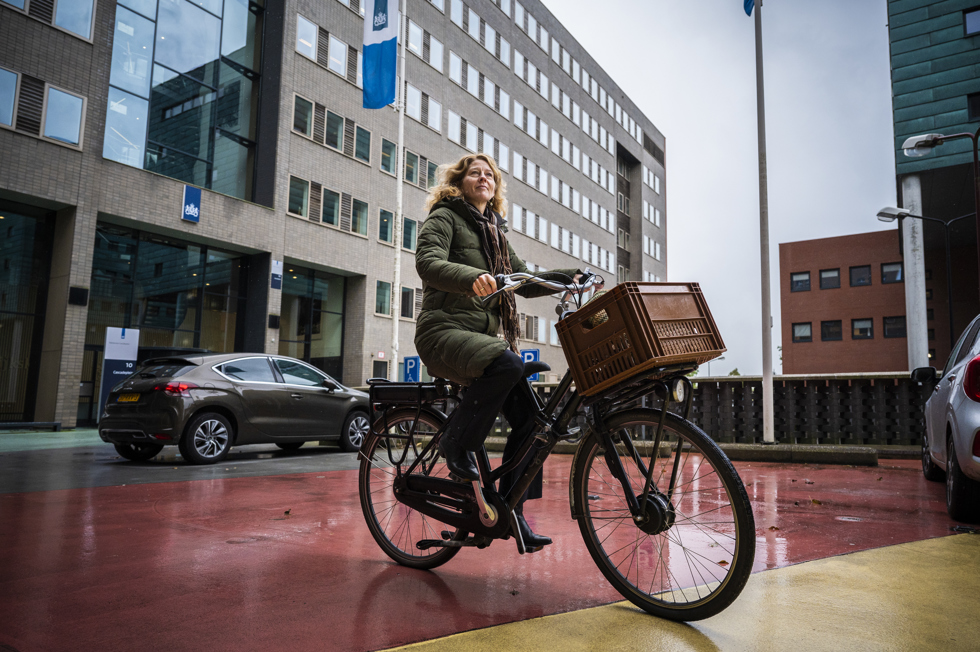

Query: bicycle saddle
[523,361,550,378]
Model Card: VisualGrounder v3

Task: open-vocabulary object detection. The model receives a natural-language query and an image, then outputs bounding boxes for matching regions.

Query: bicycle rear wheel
[359,409,467,570]
[572,408,755,621]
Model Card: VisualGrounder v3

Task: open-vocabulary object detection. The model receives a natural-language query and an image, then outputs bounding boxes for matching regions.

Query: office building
[0,0,667,427]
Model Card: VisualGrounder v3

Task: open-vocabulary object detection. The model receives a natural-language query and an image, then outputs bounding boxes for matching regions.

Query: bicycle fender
[568,425,595,520]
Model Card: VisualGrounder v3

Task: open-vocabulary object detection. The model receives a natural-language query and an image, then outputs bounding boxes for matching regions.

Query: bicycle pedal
[416,539,445,550]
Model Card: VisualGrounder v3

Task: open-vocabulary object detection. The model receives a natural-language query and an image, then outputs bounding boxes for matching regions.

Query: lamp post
[706,356,725,377]
[901,128,980,303]
[877,207,975,350]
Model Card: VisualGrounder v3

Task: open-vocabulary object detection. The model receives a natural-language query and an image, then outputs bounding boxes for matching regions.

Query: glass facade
[0,207,54,422]
[85,223,249,351]
[278,267,346,379]
[103,0,264,201]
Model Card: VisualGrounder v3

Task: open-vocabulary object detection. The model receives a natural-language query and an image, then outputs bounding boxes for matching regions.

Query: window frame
[40,83,87,149]
[378,207,394,244]
[965,7,980,35]
[292,93,315,139]
[321,187,340,226]
[287,175,310,218]
[792,322,813,343]
[380,138,397,175]
[400,286,415,320]
[820,320,843,342]
[328,34,349,77]
[295,14,318,61]
[402,217,418,252]
[851,318,874,340]
[881,262,903,284]
[325,110,344,151]
[375,280,392,316]
[819,268,841,290]
[883,316,907,339]
[790,271,811,293]
[0,65,20,131]
[354,124,371,164]
[849,265,872,287]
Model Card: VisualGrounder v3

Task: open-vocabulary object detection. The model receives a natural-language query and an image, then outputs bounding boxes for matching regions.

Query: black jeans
[444,349,543,501]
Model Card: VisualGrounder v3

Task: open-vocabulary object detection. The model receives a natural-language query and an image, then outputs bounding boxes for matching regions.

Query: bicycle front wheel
[572,408,755,621]
[359,408,467,570]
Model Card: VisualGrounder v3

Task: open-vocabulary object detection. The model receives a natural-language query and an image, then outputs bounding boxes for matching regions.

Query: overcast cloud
[542,0,898,375]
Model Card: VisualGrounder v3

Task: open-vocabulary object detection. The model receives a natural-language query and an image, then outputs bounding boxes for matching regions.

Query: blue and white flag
[744,0,754,16]
[363,0,399,109]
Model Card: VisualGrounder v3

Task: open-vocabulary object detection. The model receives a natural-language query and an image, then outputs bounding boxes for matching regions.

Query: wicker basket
[555,282,726,396]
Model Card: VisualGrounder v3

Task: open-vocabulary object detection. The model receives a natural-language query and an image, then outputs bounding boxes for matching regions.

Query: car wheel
[340,411,370,452]
[275,442,304,451]
[922,430,945,481]
[946,437,980,522]
[179,412,233,465]
[114,442,164,462]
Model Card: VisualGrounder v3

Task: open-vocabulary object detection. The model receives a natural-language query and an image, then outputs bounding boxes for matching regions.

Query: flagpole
[390,0,408,381]
[754,0,775,444]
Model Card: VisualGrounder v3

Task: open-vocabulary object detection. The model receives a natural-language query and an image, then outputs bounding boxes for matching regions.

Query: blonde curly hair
[425,153,508,217]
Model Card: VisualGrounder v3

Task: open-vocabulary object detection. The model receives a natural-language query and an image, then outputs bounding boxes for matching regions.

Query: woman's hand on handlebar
[473,273,497,297]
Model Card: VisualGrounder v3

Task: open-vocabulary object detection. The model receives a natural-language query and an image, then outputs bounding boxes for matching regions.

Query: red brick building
[780,231,908,374]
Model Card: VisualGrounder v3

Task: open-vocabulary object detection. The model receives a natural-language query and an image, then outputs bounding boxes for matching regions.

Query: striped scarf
[464,201,521,352]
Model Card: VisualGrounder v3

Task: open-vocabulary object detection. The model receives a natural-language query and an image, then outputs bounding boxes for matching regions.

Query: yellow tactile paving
[385,534,980,652]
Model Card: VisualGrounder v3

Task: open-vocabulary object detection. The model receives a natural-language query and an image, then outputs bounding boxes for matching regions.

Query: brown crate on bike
[555,282,726,396]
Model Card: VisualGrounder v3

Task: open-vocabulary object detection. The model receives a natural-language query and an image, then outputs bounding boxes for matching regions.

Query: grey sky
[542,0,898,375]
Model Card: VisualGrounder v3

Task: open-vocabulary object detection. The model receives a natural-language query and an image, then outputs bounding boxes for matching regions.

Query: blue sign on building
[98,327,140,423]
[271,260,283,290]
[520,349,540,381]
[404,355,421,382]
[182,185,201,223]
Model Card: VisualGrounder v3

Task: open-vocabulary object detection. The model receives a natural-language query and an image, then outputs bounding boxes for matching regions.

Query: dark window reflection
[279,266,346,378]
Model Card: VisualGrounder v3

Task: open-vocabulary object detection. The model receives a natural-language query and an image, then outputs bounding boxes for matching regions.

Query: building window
[403,217,417,251]
[354,126,371,163]
[821,320,842,341]
[926,288,933,300]
[315,111,338,149]
[322,189,340,226]
[296,15,317,59]
[966,8,980,35]
[381,139,397,174]
[0,66,17,127]
[969,93,980,122]
[428,98,442,131]
[427,160,439,189]
[351,199,369,236]
[852,318,873,339]
[376,280,391,315]
[288,176,309,217]
[881,262,903,284]
[401,287,415,319]
[328,35,348,76]
[927,308,934,320]
[790,272,810,292]
[293,95,313,137]
[819,268,840,289]
[792,322,812,343]
[43,86,85,146]
[379,209,393,243]
[405,151,419,184]
[850,265,872,287]
[55,0,96,39]
[884,316,907,338]
[928,328,936,341]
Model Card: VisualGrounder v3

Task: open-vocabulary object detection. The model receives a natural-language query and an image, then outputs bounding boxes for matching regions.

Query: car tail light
[151,433,173,441]
[153,381,199,398]
[964,356,980,402]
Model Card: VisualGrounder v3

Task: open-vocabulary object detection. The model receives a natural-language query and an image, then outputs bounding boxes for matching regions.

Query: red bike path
[0,456,964,651]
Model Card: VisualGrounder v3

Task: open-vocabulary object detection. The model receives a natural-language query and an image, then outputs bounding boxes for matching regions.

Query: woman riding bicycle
[414,153,580,550]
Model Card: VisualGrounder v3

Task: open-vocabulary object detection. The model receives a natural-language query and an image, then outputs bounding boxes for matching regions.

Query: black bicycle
[358,272,755,621]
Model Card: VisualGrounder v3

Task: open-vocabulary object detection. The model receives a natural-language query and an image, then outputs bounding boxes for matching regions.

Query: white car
[914,313,980,522]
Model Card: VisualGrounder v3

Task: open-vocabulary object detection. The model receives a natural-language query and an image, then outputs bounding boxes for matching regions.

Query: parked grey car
[99,354,370,464]
[913,313,980,522]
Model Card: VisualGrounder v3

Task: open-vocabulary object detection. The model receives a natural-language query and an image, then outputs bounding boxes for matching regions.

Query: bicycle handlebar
[481,270,603,307]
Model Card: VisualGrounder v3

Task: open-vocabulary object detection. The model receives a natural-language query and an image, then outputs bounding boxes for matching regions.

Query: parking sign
[404,356,420,382]
[520,349,540,381]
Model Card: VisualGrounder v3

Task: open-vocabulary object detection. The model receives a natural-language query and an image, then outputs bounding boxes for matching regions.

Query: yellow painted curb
[384,534,980,652]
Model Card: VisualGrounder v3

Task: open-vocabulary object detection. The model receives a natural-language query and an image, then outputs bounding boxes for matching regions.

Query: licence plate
[117,393,140,403]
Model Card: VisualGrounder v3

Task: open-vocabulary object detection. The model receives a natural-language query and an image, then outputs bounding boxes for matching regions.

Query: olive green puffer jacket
[414,197,579,385]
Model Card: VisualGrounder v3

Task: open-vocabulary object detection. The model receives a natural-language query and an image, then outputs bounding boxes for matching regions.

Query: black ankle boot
[516,513,552,549]
[439,435,479,481]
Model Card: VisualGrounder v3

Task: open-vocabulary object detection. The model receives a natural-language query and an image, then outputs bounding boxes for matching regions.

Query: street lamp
[902,129,980,302]
[877,207,975,349]
[706,355,725,377]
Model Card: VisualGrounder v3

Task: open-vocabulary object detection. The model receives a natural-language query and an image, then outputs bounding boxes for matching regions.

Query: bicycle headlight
[671,378,686,403]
